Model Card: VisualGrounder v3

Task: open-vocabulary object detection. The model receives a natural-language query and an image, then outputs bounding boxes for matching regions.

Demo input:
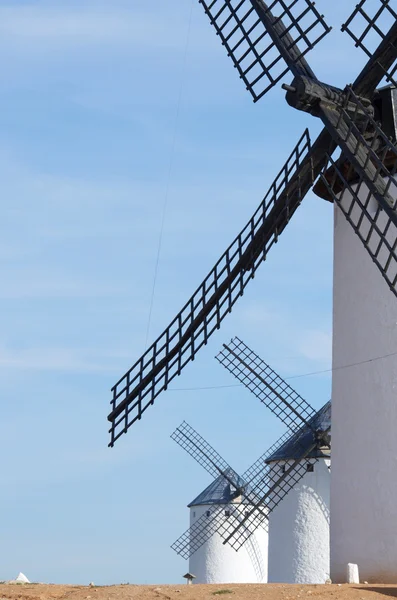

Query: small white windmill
[187,467,268,583]
[171,421,271,584]
[217,338,331,584]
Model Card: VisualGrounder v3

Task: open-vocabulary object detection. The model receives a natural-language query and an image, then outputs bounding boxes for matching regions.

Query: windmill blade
[198,0,330,102]
[171,502,229,559]
[319,91,397,219]
[241,427,294,486]
[171,421,242,487]
[216,337,316,431]
[171,428,293,559]
[342,0,397,94]
[219,446,317,549]
[299,3,397,171]
[219,403,331,549]
[318,89,397,296]
[107,26,397,446]
[108,129,318,446]
[171,499,268,559]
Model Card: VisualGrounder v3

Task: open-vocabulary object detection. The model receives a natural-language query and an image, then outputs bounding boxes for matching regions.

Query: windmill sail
[221,454,314,549]
[319,92,397,219]
[172,502,228,559]
[108,0,397,447]
[342,0,397,92]
[219,402,331,549]
[198,0,330,101]
[318,90,397,296]
[215,338,330,548]
[171,421,243,489]
[217,337,317,431]
[108,130,313,446]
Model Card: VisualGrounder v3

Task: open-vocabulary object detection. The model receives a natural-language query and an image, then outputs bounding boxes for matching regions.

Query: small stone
[337,584,342,587]
[364,582,368,585]
[154,588,162,592]
[325,579,332,584]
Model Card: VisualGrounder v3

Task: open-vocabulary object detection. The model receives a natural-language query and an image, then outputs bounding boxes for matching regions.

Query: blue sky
[0,0,377,586]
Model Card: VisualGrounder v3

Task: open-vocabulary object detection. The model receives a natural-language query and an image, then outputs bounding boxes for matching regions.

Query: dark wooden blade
[108,129,318,446]
[217,336,316,432]
[318,89,397,296]
[342,0,397,97]
[197,0,330,102]
[107,0,397,448]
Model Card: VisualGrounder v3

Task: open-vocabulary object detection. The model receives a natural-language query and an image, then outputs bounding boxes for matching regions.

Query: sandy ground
[0,583,397,600]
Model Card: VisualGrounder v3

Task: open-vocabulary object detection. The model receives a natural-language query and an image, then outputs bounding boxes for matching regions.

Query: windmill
[170,338,331,584]
[170,421,269,584]
[216,337,331,584]
[108,0,397,583]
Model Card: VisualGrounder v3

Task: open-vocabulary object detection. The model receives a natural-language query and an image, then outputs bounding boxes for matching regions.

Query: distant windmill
[108,0,397,582]
[170,421,270,584]
[216,337,331,583]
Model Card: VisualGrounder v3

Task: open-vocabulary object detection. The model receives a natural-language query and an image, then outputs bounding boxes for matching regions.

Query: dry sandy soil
[0,583,396,600]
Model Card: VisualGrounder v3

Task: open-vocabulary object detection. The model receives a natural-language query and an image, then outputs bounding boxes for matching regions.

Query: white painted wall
[331,186,397,582]
[189,503,268,584]
[268,458,330,584]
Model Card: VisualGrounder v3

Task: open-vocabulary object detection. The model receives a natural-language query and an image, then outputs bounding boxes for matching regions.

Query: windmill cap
[188,467,246,507]
[265,400,331,463]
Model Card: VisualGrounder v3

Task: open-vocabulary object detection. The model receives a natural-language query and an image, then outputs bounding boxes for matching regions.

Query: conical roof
[265,401,331,463]
[188,467,245,507]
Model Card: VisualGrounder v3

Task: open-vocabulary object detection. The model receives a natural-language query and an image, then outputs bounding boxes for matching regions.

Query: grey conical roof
[265,401,331,462]
[188,467,245,507]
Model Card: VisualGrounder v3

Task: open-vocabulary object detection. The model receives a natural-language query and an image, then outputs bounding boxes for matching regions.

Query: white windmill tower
[265,404,331,584]
[108,0,397,585]
[187,469,268,583]
[170,421,270,584]
[217,338,331,584]
[312,3,397,582]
